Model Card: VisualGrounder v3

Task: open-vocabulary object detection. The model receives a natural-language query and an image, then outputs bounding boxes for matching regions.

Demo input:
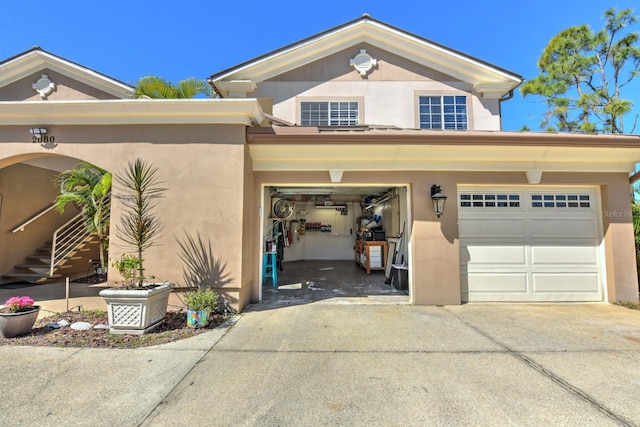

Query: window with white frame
[300,101,359,126]
[419,95,468,130]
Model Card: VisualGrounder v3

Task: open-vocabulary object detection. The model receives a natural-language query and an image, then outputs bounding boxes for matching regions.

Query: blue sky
[2,0,639,131]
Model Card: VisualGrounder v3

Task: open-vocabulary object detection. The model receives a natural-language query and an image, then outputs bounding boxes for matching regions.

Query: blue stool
[262,251,278,287]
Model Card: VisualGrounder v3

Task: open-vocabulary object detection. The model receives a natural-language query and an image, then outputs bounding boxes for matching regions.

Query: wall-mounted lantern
[430,185,447,218]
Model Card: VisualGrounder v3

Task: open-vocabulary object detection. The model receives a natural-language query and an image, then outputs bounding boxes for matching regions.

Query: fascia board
[213,19,521,92]
[249,143,640,173]
[0,50,133,98]
[365,21,521,84]
[217,28,366,82]
[0,99,264,126]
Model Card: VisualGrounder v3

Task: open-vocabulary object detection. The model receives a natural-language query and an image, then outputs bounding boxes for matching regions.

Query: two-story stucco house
[1,15,639,311]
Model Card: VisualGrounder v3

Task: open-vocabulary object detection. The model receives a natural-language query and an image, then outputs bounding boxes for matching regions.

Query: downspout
[498,89,515,131]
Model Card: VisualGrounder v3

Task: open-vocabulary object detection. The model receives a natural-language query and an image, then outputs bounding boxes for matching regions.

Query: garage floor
[260,259,409,307]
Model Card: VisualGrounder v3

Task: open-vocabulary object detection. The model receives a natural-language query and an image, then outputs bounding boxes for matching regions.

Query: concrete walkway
[1,302,640,426]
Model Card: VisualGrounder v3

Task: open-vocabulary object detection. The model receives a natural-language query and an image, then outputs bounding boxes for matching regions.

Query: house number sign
[32,135,55,144]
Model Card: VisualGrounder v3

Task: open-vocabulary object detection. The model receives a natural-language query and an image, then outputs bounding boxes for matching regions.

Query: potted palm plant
[99,158,173,335]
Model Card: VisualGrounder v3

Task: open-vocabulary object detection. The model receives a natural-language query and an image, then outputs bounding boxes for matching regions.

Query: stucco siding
[0,123,250,311]
[0,162,80,279]
[252,169,638,306]
[0,69,120,101]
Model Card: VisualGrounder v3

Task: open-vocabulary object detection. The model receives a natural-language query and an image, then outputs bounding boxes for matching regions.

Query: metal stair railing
[49,199,111,277]
[11,203,57,233]
[49,213,93,277]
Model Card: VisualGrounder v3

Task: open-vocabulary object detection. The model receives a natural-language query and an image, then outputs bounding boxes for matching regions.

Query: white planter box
[99,283,174,335]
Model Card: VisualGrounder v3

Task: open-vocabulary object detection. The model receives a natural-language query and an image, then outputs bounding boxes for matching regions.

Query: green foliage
[111,254,143,288]
[134,76,214,99]
[521,8,640,134]
[114,159,166,287]
[616,300,640,310]
[184,287,218,312]
[56,162,112,272]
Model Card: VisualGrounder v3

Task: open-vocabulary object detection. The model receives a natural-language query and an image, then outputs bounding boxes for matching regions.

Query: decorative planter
[187,309,210,328]
[99,283,174,335]
[0,306,41,338]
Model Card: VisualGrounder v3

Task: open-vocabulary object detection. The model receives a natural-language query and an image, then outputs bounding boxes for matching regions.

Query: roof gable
[0,47,133,99]
[267,43,456,83]
[209,15,523,99]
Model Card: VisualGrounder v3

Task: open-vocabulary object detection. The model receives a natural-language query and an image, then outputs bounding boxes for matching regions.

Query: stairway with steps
[2,235,99,284]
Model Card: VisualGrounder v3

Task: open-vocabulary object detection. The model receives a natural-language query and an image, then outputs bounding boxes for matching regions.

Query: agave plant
[114,158,166,288]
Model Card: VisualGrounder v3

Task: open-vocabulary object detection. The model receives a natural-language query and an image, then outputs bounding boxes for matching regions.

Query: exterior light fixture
[29,128,47,135]
[431,185,447,218]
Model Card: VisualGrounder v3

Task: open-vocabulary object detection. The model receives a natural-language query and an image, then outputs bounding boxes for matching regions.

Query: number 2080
[32,135,55,143]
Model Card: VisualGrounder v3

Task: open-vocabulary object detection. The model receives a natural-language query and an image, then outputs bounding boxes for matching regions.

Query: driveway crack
[444,308,634,427]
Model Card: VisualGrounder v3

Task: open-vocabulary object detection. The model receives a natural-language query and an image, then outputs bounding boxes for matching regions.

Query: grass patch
[615,301,640,311]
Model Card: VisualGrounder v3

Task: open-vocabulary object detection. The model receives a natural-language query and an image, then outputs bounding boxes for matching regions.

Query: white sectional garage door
[459,186,604,302]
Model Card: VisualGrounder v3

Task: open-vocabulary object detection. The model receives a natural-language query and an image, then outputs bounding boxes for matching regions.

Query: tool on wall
[273,198,294,219]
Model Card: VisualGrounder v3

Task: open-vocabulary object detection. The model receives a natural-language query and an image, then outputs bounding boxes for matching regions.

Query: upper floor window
[419,95,468,130]
[300,101,359,126]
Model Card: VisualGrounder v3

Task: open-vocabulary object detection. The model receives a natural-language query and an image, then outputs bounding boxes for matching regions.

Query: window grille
[419,95,467,130]
[301,101,359,126]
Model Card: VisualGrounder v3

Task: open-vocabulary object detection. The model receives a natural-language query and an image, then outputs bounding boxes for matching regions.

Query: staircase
[2,212,102,284]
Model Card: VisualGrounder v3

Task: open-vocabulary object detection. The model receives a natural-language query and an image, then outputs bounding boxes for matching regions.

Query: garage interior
[261,185,411,305]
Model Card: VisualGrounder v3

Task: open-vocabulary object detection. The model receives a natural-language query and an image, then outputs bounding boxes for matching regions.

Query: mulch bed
[0,310,231,349]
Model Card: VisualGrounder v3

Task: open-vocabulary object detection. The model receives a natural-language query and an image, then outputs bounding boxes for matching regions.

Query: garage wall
[253,170,639,306]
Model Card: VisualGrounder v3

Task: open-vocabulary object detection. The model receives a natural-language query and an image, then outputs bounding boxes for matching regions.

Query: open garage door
[259,185,411,303]
[459,186,604,302]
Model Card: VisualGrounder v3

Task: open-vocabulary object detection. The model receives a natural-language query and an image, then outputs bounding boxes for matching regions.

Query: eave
[0,99,265,126]
[209,16,522,99]
[0,48,133,98]
[247,127,640,174]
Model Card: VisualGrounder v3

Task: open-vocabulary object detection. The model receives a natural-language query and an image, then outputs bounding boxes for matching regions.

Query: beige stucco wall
[0,162,83,281]
[253,44,501,130]
[0,123,249,311]
[0,69,120,101]
[252,169,639,306]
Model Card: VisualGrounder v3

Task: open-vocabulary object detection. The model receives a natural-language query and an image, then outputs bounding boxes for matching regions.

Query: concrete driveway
[1,302,640,426]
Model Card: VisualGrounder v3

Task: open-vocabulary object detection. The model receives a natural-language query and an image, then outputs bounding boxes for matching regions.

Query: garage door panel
[463,245,526,265]
[466,273,528,293]
[532,273,600,293]
[529,218,598,240]
[459,186,603,303]
[458,218,525,239]
[530,246,598,265]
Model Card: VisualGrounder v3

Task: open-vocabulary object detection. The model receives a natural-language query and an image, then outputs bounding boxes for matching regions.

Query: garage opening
[260,185,411,304]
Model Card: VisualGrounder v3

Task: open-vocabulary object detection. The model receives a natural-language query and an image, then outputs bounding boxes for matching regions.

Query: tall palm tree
[134,76,214,99]
[56,163,112,274]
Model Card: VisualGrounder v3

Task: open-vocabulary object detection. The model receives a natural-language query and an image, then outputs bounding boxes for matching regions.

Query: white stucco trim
[0,98,265,126]
[249,143,640,173]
